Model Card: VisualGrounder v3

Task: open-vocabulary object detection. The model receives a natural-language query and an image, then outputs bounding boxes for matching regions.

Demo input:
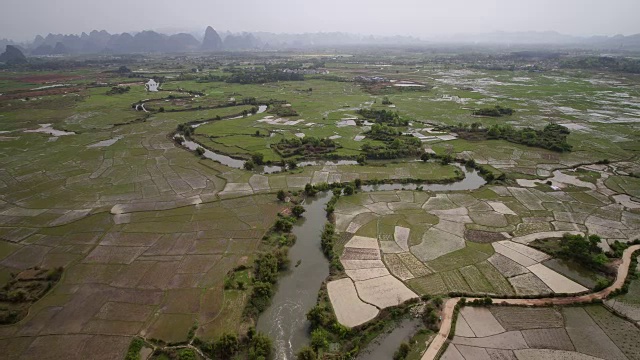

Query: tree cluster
[455,122,573,152]
[356,109,407,126]
[204,330,272,360]
[559,234,609,270]
[473,105,514,117]
[274,137,338,158]
[226,68,304,84]
[362,125,422,159]
[106,86,130,95]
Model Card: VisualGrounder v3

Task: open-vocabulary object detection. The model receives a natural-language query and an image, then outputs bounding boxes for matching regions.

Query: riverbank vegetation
[0,267,63,324]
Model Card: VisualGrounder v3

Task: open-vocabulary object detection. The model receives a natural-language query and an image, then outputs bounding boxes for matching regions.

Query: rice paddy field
[1,50,640,359]
[443,305,640,360]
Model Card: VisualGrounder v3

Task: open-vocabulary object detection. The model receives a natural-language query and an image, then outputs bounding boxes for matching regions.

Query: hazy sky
[2,0,640,41]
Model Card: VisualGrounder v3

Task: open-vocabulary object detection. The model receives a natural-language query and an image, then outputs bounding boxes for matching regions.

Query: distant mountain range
[2,28,640,55]
[436,31,640,50]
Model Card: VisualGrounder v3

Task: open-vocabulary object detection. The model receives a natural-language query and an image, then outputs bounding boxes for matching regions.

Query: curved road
[421,244,640,360]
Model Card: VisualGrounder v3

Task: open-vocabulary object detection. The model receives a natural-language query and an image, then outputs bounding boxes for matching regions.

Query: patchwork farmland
[1,45,640,360]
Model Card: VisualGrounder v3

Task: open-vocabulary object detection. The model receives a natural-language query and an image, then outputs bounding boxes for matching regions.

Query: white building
[145,79,159,92]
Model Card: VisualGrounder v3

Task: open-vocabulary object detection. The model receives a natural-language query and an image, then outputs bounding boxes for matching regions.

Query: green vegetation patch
[0,266,63,324]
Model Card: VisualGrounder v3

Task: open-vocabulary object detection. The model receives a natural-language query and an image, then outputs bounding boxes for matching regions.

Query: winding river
[256,193,331,360]
[253,168,486,358]
[174,129,488,358]
[176,135,486,191]
[176,135,359,174]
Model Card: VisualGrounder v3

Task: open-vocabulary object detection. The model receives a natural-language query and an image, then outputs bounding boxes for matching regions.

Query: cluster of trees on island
[362,124,423,159]
[472,105,515,117]
[356,108,408,126]
[274,136,339,158]
[449,122,573,152]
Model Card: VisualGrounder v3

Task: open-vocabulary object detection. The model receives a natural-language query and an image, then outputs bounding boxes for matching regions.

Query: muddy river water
[253,167,486,358]
[256,192,331,360]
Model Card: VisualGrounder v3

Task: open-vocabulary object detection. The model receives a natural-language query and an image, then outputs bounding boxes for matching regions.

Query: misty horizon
[2,0,640,42]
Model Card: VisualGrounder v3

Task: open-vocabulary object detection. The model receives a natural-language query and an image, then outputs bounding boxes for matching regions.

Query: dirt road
[421,245,640,360]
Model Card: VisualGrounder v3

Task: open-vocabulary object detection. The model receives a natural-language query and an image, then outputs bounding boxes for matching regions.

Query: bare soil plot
[341,247,381,260]
[136,261,181,289]
[457,344,492,360]
[99,232,161,247]
[488,201,517,215]
[0,245,51,270]
[18,334,129,360]
[584,305,640,359]
[430,208,472,224]
[454,314,476,337]
[509,273,552,296]
[364,202,394,215]
[345,267,390,281]
[344,235,379,249]
[490,307,563,330]
[434,219,467,237]
[393,226,410,251]
[562,307,627,360]
[82,319,143,335]
[354,275,417,308]
[486,349,517,360]
[95,302,154,322]
[249,174,270,191]
[492,243,538,267]
[411,227,465,262]
[441,344,465,360]
[452,331,528,350]
[460,307,506,337]
[383,254,414,280]
[422,194,457,211]
[513,349,603,360]
[527,264,587,294]
[327,278,379,327]
[341,259,386,270]
[521,328,574,351]
[488,253,529,278]
[379,241,404,254]
[466,229,507,243]
[497,241,550,263]
[470,211,509,228]
[508,188,545,211]
[396,252,432,277]
[604,299,640,322]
